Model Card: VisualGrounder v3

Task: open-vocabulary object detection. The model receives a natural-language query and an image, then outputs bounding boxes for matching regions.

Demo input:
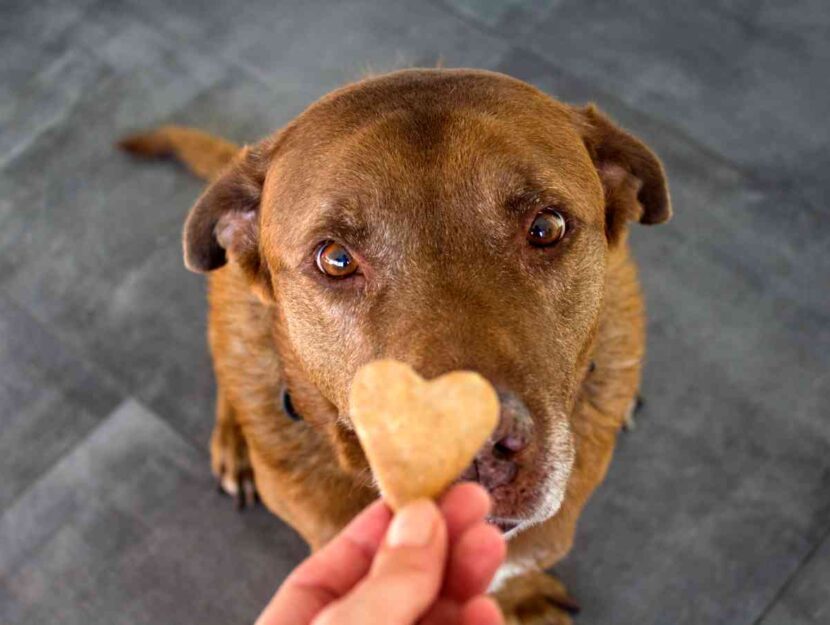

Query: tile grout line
[117,0,305,128]
[426,0,729,158]
[0,51,87,173]
[426,0,732,166]
[0,395,205,573]
[0,397,134,523]
[425,0,825,213]
[0,1,227,502]
[0,287,210,505]
[750,520,830,624]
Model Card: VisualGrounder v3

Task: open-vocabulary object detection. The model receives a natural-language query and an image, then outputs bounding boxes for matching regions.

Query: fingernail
[387,500,437,547]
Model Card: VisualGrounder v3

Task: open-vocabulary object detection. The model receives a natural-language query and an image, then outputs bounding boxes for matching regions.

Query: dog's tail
[118,125,240,181]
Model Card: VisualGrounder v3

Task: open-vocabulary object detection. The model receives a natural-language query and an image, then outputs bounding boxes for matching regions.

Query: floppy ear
[182,144,273,300]
[577,105,671,243]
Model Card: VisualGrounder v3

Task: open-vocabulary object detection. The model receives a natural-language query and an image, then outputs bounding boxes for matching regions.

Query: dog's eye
[527,209,566,247]
[315,241,358,278]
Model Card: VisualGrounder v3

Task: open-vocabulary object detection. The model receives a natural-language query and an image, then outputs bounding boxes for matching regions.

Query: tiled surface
[443,0,830,211]
[125,0,510,94]
[758,529,830,625]
[0,294,122,512]
[493,47,830,625]
[1,0,828,624]
[0,400,305,625]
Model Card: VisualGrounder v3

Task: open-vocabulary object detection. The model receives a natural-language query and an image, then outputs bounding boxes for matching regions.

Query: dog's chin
[486,476,570,540]
[487,517,523,537]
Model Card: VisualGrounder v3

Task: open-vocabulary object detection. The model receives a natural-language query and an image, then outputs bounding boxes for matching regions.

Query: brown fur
[121,68,669,623]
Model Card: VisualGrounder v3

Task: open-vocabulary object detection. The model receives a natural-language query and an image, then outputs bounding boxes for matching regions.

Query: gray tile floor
[0,1,827,623]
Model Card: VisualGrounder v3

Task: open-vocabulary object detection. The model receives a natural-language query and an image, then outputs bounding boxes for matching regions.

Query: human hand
[255,483,506,625]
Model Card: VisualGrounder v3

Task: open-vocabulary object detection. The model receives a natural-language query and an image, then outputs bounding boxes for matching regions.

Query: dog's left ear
[576,105,671,243]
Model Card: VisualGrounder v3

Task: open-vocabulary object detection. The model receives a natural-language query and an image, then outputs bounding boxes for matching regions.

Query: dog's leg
[210,389,257,509]
[494,571,579,625]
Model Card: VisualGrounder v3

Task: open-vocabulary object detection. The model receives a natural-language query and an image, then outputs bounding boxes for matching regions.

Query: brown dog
[121,68,670,624]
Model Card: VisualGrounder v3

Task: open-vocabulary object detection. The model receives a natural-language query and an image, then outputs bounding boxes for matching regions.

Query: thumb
[312,499,448,625]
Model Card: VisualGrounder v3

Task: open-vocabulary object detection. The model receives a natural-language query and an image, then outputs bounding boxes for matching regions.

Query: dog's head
[183,70,670,535]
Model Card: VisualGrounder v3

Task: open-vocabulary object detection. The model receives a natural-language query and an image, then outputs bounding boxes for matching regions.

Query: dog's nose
[459,389,533,490]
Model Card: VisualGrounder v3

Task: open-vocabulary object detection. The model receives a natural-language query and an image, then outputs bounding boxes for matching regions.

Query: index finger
[255,499,392,625]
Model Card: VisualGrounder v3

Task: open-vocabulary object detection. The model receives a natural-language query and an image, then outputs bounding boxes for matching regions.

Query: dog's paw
[210,418,257,509]
[494,571,579,625]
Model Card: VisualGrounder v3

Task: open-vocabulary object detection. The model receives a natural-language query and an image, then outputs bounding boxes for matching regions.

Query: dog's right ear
[183,144,273,299]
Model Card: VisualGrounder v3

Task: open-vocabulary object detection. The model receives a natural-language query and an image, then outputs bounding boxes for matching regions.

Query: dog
[120,68,670,624]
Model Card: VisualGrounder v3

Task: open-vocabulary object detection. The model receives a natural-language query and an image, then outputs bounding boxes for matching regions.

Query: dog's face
[184,70,670,534]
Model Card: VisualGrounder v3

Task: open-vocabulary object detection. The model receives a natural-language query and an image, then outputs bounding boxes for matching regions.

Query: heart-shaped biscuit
[349,359,500,510]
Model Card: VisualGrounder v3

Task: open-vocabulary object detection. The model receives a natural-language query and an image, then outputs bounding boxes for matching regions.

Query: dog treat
[349,359,500,510]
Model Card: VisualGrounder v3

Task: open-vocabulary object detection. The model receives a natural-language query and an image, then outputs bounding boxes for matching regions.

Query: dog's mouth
[487,516,520,535]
